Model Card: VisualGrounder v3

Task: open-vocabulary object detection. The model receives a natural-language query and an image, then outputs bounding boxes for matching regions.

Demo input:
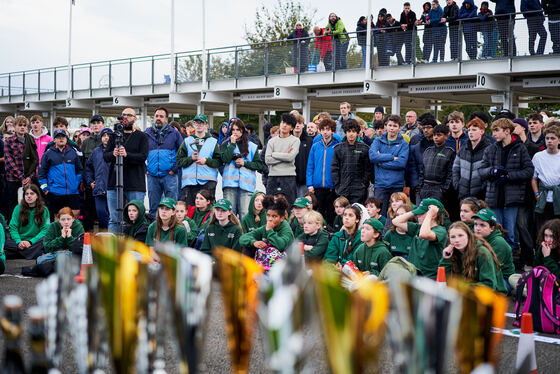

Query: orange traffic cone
[436,266,446,288]
[75,233,93,283]
[515,313,538,374]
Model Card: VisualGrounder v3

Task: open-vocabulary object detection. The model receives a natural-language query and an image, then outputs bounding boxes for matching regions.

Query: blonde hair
[340,102,351,111]
[355,116,367,130]
[303,210,323,225]
[333,196,350,208]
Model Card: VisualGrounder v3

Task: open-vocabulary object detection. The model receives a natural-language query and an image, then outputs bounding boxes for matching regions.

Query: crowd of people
[286,1,560,71]
[0,104,559,297]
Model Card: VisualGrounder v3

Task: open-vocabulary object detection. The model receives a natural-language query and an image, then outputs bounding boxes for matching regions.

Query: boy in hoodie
[85,128,113,229]
[480,118,534,248]
[428,0,446,62]
[123,200,150,243]
[442,0,460,59]
[29,115,52,167]
[419,125,456,203]
[369,115,409,216]
[459,0,479,59]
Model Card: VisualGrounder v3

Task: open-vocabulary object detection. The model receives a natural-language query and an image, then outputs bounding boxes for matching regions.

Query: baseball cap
[100,128,113,137]
[90,114,104,123]
[214,198,233,211]
[363,218,384,232]
[366,122,375,129]
[80,127,92,134]
[412,198,443,216]
[53,129,68,138]
[158,197,176,209]
[193,114,208,123]
[473,208,498,223]
[293,197,311,208]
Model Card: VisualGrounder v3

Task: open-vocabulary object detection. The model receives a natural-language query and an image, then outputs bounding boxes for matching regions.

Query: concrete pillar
[503,88,513,111]
[229,101,237,119]
[258,112,266,143]
[197,102,205,115]
[208,114,215,129]
[391,95,401,116]
[141,104,148,130]
[49,110,56,135]
[302,98,311,122]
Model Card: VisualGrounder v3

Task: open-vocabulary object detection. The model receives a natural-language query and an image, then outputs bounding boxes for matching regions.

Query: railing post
[174,54,178,88]
[71,66,74,97]
[297,40,301,74]
[22,71,26,100]
[264,44,269,77]
[458,21,463,62]
[38,70,41,100]
[151,56,155,93]
[8,73,11,102]
[412,27,417,66]
[54,68,57,99]
[206,51,211,84]
[89,63,92,96]
[129,58,133,95]
[108,61,112,95]
[508,13,514,57]
[234,47,239,80]
[332,37,336,72]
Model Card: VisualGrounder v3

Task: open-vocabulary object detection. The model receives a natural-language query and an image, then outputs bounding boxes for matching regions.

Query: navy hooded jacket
[39,144,83,196]
[85,144,111,197]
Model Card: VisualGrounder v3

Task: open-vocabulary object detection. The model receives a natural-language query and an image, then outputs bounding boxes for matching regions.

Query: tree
[244,0,319,44]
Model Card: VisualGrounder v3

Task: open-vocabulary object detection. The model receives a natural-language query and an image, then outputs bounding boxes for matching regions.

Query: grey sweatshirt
[264,135,300,176]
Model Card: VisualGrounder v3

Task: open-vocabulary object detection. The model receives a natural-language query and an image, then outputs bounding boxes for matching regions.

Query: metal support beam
[169,93,199,105]
[302,98,311,123]
[201,90,233,104]
[229,101,237,118]
[22,102,52,111]
[197,102,205,115]
[363,81,398,97]
[476,73,509,91]
[273,86,306,101]
[208,114,214,129]
[142,102,148,130]
[111,96,143,107]
[258,112,266,144]
[63,99,94,110]
[391,96,401,115]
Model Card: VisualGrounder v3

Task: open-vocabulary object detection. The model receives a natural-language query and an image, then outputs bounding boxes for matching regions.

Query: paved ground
[1,259,560,373]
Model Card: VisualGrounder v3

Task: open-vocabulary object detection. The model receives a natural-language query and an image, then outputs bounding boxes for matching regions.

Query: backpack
[254,244,285,272]
[513,266,560,334]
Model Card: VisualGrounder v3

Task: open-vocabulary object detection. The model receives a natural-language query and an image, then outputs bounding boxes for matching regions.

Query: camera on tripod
[113,116,129,147]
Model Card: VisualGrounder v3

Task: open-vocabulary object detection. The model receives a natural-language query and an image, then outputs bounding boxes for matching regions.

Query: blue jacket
[491,0,516,15]
[306,136,340,189]
[445,131,469,152]
[428,6,444,27]
[145,124,184,177]
[369,133,409,188]
[313,133,343,144]
[218,122,229,145]
[406,134,434,190]
[521,0,544,17]
[85,145,110,197]
[459,0,479,32]
[38,145,83,196]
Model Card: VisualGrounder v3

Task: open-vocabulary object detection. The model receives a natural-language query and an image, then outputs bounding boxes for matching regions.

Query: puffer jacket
[452,136,492,199]
[38,144,83,196]
[145,124,184,177]
[295,132,313,185]
[331,139,372,197]
[419,144,456,191]
[443,1,460,25]
[479,137,534,207]
[369,133,409,189]
[306,136,340,189]
[85,144,110,197]
[459,0,479,32]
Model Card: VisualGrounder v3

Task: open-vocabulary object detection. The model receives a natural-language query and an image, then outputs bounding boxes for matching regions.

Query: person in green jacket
[298,210,330,261]
[188,190,214,250]
[325,205,362,266]
[384,205,415,259]
[473,209,515,286]
[4,185,50,259]
[440,221,508,294]
[332,196,350,233]
[533,219,560,280]
[44,207,85,253]
[241,191,266,234]
[326,12,349,70]
[175,200,198,246]
[123,200,150,243]
[200,198,243,256]
[145,198,188,260]
[392,198,448,280]
[289,197,313,238]
[352,218,392,276]
[239,196,294,258]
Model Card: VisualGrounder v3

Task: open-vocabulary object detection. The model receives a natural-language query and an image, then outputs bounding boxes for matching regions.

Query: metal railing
[0,11,558,100]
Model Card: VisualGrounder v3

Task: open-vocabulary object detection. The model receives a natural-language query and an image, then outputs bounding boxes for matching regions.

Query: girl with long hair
[5,185,50,259]
[332,196,351,232]
[44,207,85,254]
[145,198,188,248]
[385,192,413,232]
[123,200,150,243]
[325,205,363,266]
[440,221,507,294]
[200,198,243,255]
[188,190,214,229]
[460,197,487,231]
[174,200,198,246]
[241,191,266,233]
[533,219,560,280]
[384,205,416,259]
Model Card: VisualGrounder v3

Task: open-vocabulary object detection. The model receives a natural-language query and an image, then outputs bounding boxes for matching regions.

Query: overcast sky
[1,0,520,74]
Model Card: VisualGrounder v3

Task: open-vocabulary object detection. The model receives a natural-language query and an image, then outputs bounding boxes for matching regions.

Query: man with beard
[145,107,184,216]
[104,107,149,232]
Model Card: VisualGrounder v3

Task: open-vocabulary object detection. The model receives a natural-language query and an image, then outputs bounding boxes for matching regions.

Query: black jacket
[420,145,456,191]
[103,130,149,192]
[479,137,534,208]
[400,10,417,31]
[331,140,372,197]
[543,0,560,15]
[357,21,368,46]
[444,2,460,25]
[295,132,313,185]
[452,136,492,200]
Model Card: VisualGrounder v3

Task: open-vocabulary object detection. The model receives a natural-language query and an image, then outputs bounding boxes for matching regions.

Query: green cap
[214,198,233,211]
[412,198,443,216]
[158,197,176,209]
[366,122,375,129]
[193,114,208,123]
[293,197,311,208]
[473,208,497,223]
[364,218,384,232]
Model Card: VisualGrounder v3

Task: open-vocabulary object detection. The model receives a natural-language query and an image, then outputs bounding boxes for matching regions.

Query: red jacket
[314,28,332,59]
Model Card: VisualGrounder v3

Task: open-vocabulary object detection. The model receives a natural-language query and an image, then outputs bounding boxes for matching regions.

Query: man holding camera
[103,108,149,232]
[145,107,184,216]
[176,114,223,206]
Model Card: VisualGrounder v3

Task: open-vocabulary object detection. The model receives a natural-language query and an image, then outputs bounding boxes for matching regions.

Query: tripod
[114,119,126,234]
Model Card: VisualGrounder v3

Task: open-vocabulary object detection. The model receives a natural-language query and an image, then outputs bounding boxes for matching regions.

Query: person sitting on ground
[289,197,313,238]
[5,185,50,260]
[188,190,214,230]
[241,191,266,234]
[200,198,243,256]
[533,218,560,280]
[473,208,515,292]
[385,192,413,232]
[351,218,392,276]
[43,207,85,254]
[384,205,416,259]
[174,200,198,246]
[332,196,350,232]
[459,197,487,231]
[298,210,330,261]
[324,205,363,266]
[365,197,386,226]
[145,198,188,261]
[123,200,150,243]
[391,198,448,279]
[440,221,508,294]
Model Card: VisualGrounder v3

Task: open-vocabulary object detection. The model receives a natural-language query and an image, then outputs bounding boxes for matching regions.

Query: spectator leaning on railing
[522,0,548,56]
[313,26,333,71]
[326,12,349,70]
[543,0,560,54]
[287,21,310,73]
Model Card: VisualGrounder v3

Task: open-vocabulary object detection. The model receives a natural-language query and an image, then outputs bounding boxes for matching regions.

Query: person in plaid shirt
[4,116,39,217]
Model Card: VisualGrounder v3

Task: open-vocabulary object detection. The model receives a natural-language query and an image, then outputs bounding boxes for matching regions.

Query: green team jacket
[0,224,5,267]
[383,229,414,256]
[406,222,447,280]
[324,229,362,264]
[290,218,304,238]
[534,246,560,280]
[145,222,188,247]
[333,215,343,232]
[200,221,242,255]
[239,220,294,252]
[485,230,514,281]
[44,220,85,253]
[351,241,393,276]
[176,133,223,169]
[241,191,266,234]
[9,205,50,244]
[298,229,330,260]
[439,245,508,294]
[181,218,198,246]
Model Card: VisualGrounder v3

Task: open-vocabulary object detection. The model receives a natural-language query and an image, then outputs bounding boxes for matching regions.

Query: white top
[532,150,560,202]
